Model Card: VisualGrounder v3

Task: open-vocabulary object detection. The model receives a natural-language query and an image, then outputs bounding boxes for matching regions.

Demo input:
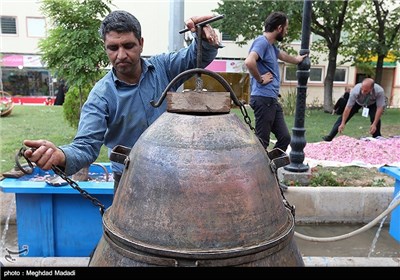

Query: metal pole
[168,0,184,52]
[169,0,185,92]
[284,0,312,172]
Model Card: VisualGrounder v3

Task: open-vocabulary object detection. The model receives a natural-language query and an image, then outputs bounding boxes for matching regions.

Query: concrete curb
[283,186,394,224]
[2,187,396,224]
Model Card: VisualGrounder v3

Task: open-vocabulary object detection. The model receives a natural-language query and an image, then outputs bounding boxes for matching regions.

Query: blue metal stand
[0,163,114,257]
[379,166,400,243]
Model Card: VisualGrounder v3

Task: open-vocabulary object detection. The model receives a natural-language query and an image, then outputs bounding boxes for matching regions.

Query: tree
[213,1,304,46]
[38,0,112,127]
[310,0,351,112]
[343,0,400,86]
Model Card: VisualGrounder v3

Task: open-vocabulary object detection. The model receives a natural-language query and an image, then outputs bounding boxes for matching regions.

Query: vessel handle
[109,145,131,165]
[178,14,224,34]
[150,68,243,108]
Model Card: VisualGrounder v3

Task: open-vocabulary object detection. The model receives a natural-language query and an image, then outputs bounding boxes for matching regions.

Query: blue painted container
[0,163,114,257]
[379,165,400,243]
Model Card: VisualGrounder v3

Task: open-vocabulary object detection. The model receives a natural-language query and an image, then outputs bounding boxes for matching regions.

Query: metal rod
[178,14,224,34]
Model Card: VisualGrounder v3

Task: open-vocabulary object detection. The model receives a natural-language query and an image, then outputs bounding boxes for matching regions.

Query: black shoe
[322,136,332,142]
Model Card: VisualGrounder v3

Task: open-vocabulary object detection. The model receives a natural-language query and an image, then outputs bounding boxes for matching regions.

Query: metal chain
[280,185,296,218]
[236,100,274,150]
[51,165,106,216]
[16,147,106,216]
[237,101,254,131]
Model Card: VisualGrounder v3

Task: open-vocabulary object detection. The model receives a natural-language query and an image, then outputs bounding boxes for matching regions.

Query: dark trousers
[113,172,122,194]
[250,96,291,151]
[326,102,381,139]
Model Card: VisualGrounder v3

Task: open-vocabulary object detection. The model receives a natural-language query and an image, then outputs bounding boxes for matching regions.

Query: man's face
[276,20,289,42]
[361,83,373,95]
[104,31,143,82]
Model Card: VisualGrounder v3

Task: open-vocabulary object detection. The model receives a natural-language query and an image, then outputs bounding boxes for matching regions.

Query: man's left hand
[185,15,221,47]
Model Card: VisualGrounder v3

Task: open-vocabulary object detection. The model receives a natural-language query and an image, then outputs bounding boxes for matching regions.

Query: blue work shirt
[248,35,280,98]
[60,37,218,175]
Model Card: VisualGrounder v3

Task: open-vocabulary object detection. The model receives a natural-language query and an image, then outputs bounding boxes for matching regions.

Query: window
[2,67,50,96]
[284,66,297,81]
[1,16,17,35]
[27,17,46,37]
[284,65,323,83]
[309,67,323,82]
[334,67,347,83]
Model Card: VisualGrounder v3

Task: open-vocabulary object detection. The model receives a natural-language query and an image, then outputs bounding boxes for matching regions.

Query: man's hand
[259,72,273,85]
[23,139,66,170]
[296,53,308,64]
[338,123,345,134]
[185,15,221,47]
[369,124,377,135]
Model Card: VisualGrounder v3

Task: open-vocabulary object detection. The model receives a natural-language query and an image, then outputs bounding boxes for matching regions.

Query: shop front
[0,54,60,104]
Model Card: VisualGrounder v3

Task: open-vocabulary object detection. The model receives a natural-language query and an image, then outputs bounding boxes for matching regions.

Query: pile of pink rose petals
[303,135,400,167]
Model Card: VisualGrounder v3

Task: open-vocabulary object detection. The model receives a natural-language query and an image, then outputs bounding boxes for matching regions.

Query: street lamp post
[284,0,312,173]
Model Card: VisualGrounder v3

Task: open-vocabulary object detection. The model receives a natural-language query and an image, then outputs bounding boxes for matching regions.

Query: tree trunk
[374,55,385,84]
[323,50,338,113]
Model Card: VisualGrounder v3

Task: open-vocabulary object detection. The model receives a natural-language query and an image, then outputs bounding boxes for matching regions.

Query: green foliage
[351,62,376,77]
[307,97,322,110]
[309,170,343,187]
[38,0,112,126]
[212,0,303,48]
[39,0,111,88]
[63,84,93,128]
[341,0,400,83]
[372,178,386,187]
[280,88,297,116]
[309,1,350,62]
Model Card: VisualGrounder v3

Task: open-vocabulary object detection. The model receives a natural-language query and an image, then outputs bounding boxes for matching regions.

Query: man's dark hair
[99,10,142,41]
[264,12,288,32]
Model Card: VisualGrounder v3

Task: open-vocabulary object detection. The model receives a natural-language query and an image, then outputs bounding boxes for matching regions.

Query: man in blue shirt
[23,10,220,189]
[245,11,306,153]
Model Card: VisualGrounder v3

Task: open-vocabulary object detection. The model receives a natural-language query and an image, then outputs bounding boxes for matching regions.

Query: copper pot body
[89,112,304,267]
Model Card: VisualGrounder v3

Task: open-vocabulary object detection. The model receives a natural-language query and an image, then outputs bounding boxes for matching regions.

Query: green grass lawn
[0,105,108,174]
[1,105,399,175]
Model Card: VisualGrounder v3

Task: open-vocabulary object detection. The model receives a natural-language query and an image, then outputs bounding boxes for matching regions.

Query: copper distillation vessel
[89,15,304,267]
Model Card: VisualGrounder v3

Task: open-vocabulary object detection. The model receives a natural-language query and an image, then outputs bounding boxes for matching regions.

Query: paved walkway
[1,256,399,267]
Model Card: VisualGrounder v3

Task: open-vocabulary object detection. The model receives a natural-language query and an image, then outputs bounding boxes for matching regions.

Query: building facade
[1,0,399,107]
